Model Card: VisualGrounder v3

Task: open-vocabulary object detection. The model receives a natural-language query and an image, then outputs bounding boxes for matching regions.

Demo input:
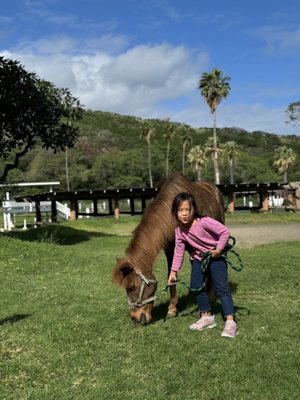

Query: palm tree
[179,124,193,175]
[163,119,176,177]
[187,145,208,181]
[222,141,239,184]
[273,146,296,182]
[140,121,155,187]
[199,68,231,184]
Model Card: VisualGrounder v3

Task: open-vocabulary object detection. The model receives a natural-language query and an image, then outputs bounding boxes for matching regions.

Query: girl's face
[177,200,194,227]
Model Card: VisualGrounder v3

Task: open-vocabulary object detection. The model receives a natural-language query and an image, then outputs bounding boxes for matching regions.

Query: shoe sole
[190,322,217,331]
[221,331,239,338]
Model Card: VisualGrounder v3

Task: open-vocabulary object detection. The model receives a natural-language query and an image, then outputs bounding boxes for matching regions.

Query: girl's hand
[168,271,177,286]
[210,248,222,258]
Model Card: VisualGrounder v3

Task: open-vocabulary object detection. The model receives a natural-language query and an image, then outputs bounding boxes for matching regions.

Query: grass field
[0,215,299,400]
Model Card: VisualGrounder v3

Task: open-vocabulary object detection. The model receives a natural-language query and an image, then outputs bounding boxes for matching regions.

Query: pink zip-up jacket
[171,216,230,272]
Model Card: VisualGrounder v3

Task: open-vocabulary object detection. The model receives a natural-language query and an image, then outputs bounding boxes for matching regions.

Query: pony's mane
[125,174,198,274]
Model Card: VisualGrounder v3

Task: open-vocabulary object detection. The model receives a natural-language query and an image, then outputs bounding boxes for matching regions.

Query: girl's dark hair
[171,192,200,219]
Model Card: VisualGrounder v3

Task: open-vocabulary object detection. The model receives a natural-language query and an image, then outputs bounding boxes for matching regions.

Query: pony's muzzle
[130,305,153,325]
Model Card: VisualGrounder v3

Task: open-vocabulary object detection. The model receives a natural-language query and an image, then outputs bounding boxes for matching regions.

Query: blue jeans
[190,258,235,317]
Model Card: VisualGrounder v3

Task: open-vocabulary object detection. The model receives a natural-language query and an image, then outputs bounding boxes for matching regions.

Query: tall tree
[179,124,193,175]
[163,120,176,177]
[140,121,155,187]
[286,101,300,125]
[222,141,239,184]
[273,145,296,182]
[199,68,231,184]
[187,145,207,181]
[0,56,83,183]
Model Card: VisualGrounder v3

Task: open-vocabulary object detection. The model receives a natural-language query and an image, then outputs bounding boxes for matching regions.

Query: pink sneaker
[221,320,238,338]
[189,315,216,331]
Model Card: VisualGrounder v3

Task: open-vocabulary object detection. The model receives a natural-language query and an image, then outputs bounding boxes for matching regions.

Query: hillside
[1,110,300,194]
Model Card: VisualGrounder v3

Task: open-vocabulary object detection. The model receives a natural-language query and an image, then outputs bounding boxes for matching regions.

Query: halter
[127,268,158,310]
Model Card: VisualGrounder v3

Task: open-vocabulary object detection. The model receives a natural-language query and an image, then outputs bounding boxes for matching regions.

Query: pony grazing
[111,173,225,325]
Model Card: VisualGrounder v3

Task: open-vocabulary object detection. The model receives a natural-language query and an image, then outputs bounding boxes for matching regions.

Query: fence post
[260,189,269,211]
[51,200,57,223]
[114,197,120,219]
[295,186,300,210]
[130,198,135,215]
[70,199,77,221]
[227,191,235,213]
[35,201,42,224]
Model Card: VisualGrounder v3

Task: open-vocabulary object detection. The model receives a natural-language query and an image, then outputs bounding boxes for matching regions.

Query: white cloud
[4,41,207,114]
[21,0,115,31]
[218,103,286,133]
[171,101,300,135]
[16,35,78,55]
[253,24,300,52]
[102,44,200,91]
[2,37,299,136]
[13,33,129,55]
[84,34,129,54]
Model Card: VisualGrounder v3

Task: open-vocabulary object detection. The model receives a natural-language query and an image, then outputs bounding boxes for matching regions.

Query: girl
[168,192,237,338]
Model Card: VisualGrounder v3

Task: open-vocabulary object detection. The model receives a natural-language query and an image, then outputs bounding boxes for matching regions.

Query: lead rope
[159,235,244,298]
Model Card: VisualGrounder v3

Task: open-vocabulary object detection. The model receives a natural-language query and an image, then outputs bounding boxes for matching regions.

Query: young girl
[168,192,237,338]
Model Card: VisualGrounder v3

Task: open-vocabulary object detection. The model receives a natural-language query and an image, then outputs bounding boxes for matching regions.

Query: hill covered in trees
[2,109,300,193]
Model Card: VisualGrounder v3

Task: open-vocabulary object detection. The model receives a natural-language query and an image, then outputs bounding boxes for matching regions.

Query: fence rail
[2,200,70,230]
[7,181,298,227]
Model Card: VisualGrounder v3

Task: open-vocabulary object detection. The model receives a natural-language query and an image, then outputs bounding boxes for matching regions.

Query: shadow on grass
[153,280,250,323]
[153,292,196,322]
[0,313,31,326]
[154,299,250,325]
[3,225,115,245]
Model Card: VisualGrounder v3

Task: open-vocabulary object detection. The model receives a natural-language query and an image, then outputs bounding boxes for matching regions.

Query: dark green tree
[0,56,83,183]
[273,145,296,182]
[187,145,207,180]
[88,149,146,189]
[286,101,300,125]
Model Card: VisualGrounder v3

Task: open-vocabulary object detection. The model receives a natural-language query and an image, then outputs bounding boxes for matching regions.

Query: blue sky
[1,0,300,135]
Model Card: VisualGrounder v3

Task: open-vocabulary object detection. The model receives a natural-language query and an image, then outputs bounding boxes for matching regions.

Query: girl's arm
[170,229,186,272]
[171,242,185,272]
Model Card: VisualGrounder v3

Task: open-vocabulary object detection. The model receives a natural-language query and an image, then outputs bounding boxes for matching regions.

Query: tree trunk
[166,142,170,177]
[197,168,202,181]
[212,110,220,184]
[0,142,31,183]
[65,147,70,191]
[182,143,186,175]
[229,158,234,184]
[148,141,153,188]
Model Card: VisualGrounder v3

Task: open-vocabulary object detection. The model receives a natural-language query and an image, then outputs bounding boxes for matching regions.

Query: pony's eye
[127,284,135,293]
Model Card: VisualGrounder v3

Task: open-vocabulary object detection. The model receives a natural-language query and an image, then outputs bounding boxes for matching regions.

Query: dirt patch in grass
[228,223,300,248]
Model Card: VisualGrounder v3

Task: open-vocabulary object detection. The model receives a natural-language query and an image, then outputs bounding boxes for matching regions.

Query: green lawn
[0,217,299,399]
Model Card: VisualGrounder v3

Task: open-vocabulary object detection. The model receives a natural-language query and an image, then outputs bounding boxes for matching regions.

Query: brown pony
[111,173,225,325]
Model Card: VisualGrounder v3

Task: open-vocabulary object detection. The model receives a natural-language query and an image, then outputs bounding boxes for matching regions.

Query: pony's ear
[111,258,134,287]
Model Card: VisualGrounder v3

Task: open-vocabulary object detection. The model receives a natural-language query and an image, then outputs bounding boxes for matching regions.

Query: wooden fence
[15,181,300,224]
